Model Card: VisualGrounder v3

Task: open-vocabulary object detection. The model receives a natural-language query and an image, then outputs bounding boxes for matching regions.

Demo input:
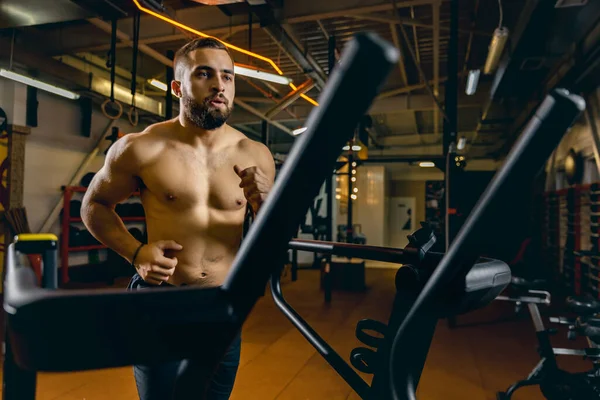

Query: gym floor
[0,267,591,400]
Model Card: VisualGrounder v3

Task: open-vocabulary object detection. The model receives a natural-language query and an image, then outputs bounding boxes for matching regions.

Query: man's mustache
[205,94,229,105]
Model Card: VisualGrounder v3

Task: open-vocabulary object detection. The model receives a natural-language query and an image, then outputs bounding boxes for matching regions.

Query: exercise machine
[497,286,600,399]
[495,251,600,398]
[2,32,587,400]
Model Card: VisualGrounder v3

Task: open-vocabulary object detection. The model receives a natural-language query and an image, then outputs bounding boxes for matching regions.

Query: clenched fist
[133,240,183,285]
[234,164,272,215]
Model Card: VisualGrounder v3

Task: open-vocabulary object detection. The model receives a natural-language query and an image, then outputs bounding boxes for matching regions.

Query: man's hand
[234,164,272,214]
[134,240,183,285]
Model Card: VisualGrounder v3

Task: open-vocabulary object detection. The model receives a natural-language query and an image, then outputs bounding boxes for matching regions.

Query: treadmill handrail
[288,239,425,265]
[389,88,586,399]
[221,33,399,319]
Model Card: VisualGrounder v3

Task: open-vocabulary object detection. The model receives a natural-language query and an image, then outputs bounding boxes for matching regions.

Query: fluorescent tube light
[465,69,480,95]
[419,161,435,168]
[234,64,292,85]
[292,127,307,135]
[0,69,80,100]
[148,78,169,91]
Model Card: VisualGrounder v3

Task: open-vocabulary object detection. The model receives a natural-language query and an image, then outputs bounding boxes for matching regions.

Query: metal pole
[347,151,354,244]
[325,34,336,303]
[444,0,459,249]
[443,0,459,329]
[261,120,269,146]
[166,50,174,120]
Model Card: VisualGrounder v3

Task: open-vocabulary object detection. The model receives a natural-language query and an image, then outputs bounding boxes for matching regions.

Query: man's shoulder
[230,129,270,158]
[111,120,175,162]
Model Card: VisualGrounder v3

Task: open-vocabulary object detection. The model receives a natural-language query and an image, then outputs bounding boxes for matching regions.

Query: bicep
[83,137,140,208]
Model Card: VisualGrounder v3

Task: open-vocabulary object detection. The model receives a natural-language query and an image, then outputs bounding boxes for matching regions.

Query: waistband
[126,273,182,290]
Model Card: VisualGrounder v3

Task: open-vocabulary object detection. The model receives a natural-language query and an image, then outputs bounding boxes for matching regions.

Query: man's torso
[131,122,257,287]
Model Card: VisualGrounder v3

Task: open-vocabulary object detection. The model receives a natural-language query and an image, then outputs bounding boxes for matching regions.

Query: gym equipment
[101,19,123,120]
[497,287,600,399]
[3,33,400,400]
[2,33,587,400]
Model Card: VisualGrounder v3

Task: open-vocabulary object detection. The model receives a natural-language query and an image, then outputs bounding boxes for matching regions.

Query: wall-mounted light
[465,69,480,95]
[457,136,467,150]
[419,161,435,168]
[352,144,362,151]
[1,69,80,100]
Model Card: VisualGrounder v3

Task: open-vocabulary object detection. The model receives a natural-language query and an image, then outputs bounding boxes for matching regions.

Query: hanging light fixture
[483,0,509,75]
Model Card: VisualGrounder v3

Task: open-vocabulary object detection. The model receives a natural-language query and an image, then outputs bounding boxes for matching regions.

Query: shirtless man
[81,37,276,400]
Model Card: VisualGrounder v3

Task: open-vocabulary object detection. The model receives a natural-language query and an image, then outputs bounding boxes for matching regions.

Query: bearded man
[81,37,276,400]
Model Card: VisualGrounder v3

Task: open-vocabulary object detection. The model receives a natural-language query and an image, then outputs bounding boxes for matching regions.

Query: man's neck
[177,114,228,149]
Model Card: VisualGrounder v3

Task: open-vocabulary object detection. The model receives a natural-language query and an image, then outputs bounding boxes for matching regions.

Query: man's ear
[171,80,182,98]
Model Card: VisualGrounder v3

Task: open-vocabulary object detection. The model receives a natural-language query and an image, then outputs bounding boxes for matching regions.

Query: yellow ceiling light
[132,0,319,106]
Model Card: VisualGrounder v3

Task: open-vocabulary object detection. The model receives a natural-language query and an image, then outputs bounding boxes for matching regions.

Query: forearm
[81,201,142,263]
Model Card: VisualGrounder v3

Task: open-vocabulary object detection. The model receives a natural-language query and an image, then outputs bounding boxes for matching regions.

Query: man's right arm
[81,133,144,264]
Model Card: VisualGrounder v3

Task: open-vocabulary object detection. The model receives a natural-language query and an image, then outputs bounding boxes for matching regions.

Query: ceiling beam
[265,79,314,119]
[389,24,409,86]
[58,1,436,57]
[65,26,247,55]
[88,18,173,66]
[284,0,437,24]
[228,92,486,124]
[345,13,492,37]
[235,100,293,135]
[262,23,328,90]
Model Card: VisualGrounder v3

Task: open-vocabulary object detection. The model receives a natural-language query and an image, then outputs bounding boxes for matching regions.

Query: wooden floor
[0,267,594,400]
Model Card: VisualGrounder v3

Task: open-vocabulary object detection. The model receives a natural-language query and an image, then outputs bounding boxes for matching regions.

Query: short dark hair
[173,37,234,80]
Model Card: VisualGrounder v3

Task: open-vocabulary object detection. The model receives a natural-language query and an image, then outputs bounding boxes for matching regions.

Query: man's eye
[224,75,233,81]
[197,71,208,77]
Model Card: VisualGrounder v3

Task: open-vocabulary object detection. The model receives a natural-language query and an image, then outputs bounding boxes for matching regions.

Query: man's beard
[183,94,232,130]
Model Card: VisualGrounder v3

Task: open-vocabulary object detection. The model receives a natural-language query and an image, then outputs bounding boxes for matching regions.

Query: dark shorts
[127,273,241,400]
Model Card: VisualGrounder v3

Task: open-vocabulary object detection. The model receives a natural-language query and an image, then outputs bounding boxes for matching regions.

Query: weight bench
[3,31,587,400]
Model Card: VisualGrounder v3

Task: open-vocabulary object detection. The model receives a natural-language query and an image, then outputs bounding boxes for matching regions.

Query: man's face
[172,48,235,130]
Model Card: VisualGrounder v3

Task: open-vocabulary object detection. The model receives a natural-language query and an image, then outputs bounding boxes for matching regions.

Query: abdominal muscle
[143,206,246,288]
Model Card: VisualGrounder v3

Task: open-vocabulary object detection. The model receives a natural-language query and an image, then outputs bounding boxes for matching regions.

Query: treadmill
[3,32,586,400]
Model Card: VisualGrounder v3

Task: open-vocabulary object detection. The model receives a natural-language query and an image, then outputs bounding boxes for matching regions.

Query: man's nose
[211,77,225,92]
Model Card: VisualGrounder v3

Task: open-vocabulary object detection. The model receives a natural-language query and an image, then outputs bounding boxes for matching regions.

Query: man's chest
[139,148,252,211]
